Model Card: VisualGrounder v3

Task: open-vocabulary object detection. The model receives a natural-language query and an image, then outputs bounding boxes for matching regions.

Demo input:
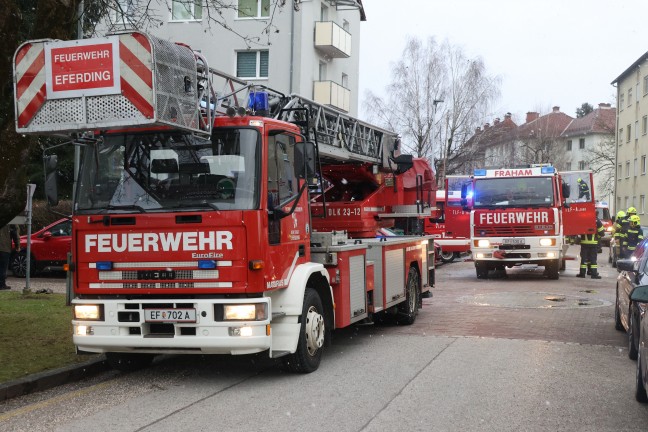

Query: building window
[319,62,327,81]
[629,87,633,106]
[625,197,629,210]
[321,3,328,20]
[642,155,647,174]
[565,162,572,171]
[343,19,350,32]
[236,51,269,78]
[567,140,572,151]
[238,0,270,18]
[618,163,623,180]
[644,76,648,95]
[620,93,625,110]
[578,160,586,170]
[643,116,647,135]
[641,196,646,214]
[627,125,632,142]
[619,128,623,145]
[172,0,202,20]
[579,138,585,149]
[618,197,622,210]
[341,73,349,88]
[626,161,631,178]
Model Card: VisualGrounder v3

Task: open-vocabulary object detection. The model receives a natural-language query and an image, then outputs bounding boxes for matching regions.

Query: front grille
[475,226,535,236]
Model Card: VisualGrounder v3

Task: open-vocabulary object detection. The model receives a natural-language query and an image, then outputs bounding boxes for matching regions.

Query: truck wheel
[282,288,325,373]
[476,262,488,279]
[545,260,559,280]
[439,250,455,263]
[397,267,420,325]
[106,353,154,372]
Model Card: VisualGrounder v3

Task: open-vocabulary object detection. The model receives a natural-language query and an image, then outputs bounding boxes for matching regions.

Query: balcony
[314,21,351,58]
[313,81,350,112]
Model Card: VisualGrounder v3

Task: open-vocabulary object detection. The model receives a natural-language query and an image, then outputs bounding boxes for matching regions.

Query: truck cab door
[444,175,471,239]
[559,170,596,236]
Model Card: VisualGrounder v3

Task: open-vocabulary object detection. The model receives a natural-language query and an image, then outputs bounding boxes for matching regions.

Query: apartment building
[612,53,648,222]
[103,0,366,116]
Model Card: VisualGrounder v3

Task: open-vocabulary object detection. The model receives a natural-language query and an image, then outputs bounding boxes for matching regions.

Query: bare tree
[363,36,500,187]
[584,110,617,199]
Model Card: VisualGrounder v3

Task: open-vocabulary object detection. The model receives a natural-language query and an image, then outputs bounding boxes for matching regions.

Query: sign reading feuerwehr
[44,36,121,99]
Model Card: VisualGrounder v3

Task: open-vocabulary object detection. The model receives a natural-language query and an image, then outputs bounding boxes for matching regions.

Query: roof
[562,106,616,137]
[612,51,648,85]
[516,109,573,140]
[464,115,517,150]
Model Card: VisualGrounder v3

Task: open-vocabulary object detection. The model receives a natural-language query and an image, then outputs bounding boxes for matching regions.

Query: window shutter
[259,51,269,77]
[237,52,257,78]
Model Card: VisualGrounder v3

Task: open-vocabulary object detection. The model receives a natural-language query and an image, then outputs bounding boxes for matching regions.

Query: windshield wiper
[105,204,146,213]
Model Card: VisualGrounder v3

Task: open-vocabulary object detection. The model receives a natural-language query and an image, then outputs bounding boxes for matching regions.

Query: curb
[0,356,110,402]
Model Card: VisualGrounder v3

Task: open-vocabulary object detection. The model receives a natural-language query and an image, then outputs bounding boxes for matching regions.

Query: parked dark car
[11,218,71,277]
[630,285,648,402]
[615,237,648,360]
[610,226,648,268]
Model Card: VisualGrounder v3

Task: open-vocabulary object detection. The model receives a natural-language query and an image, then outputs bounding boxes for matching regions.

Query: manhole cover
[459,292,610,309]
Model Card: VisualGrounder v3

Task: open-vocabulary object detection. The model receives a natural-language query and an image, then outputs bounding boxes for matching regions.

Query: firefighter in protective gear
[577,178,590,200]
[613,210,627,259]
[622,214,644,258]
[577,217,605,279]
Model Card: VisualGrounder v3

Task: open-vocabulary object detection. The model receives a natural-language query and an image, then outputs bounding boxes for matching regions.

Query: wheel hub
[305,306,324,355]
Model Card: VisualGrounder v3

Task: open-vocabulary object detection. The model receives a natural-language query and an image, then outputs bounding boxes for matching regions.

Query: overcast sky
[358,0,648,124]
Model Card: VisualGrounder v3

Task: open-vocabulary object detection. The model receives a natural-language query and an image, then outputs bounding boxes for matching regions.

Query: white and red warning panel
[45,37,121,99]
[14,32,205,135]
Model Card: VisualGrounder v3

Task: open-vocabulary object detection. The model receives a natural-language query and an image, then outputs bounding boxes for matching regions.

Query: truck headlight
[74,304,103,321]
[223,304,268,321]
[475,239,490,248]
[539,238,555,247]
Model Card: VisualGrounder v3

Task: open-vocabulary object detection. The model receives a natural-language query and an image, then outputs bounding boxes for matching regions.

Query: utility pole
[432,99,443,187]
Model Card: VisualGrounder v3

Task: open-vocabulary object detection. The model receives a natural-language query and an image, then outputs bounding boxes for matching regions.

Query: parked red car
[11,218,71,277]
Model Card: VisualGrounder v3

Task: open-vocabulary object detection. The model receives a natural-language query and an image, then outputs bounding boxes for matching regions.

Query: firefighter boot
[590,270,601,279]
[576,269,586,278]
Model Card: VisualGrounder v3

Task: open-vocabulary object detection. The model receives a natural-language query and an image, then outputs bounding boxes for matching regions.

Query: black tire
[637,346,648,403]
[545,260,559,280]
[439,250,455,263]
[10,252,35,278]
[615,290,624,331]
[397,267,420,325]
[629,305,640,360]
[106,353,154,372]
[612,249,618,268]
[282,288,325,373]
[476,261,488,279]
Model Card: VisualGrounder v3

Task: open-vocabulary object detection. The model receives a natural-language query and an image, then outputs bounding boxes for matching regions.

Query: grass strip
[0,291,96,382]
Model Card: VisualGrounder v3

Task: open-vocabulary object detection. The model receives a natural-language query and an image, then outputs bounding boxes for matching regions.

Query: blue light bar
[474,169,487,176]
[247,91,269,113]
[96,261,113,271]
[198,260,216,269]
[541,166,555,174]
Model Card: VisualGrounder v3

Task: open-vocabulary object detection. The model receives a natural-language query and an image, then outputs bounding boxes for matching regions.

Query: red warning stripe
[120,77,154,119]
[119,41,153,89]
[15,43,47,129]
[16,48,45,100]
[18,83,46,128]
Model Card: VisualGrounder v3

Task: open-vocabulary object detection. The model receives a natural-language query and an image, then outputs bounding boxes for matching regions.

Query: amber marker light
[249,260,264,270]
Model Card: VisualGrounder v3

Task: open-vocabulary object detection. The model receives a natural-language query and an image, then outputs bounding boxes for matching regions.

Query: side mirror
[562,182,571,198]
[43,155,59,207]
[42,231,52,240]
[631,285,648,303]
[294,141,316,181]
[617,259,636,272]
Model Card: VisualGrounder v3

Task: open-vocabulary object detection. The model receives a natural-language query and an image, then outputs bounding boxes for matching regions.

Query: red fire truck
[425,189,471,263]
[14,32,435,373]
[446,165,596,279]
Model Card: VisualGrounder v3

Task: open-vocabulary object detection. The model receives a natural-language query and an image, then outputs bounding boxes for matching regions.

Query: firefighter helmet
[628,207,637,215]
[617,210,626,219]
[577,178,583,183]
[630,215,641,225]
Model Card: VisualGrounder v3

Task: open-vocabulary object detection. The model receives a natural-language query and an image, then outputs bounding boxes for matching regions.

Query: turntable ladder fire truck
[445,165,596,280]
[13,31,435,373]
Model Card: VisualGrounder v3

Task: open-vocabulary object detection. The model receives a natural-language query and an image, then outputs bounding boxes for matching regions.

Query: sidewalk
[0,275,110,402]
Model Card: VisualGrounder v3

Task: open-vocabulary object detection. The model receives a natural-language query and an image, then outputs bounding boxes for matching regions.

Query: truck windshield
[473,177,554,208]
[75,129,260,213]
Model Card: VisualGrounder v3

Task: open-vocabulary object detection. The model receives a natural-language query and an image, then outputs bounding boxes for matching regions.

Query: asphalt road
[1,248,647,431]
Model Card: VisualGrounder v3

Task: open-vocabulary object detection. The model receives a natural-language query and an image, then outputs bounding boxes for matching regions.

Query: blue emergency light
[474,169,487,176]
[541,166,555,174]
[96,261,113,271]
[247,91,269,114]
[198,260,217,269]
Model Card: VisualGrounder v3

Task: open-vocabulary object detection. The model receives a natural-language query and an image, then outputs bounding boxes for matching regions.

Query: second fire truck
[446,165,596,279]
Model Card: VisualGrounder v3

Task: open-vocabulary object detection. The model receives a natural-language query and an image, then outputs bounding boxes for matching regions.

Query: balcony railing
[315,21,351,58]
[313,81,350,112]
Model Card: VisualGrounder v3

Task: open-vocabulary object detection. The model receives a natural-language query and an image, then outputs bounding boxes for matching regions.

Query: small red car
[11,218,71,277]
